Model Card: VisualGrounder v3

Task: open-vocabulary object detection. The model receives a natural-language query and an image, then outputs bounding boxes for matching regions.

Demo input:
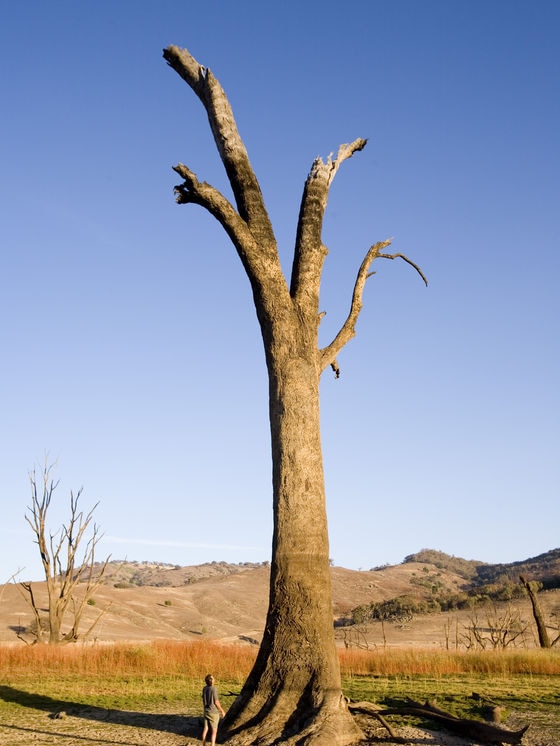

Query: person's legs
[201,717,209,745]
[209,723,217,746]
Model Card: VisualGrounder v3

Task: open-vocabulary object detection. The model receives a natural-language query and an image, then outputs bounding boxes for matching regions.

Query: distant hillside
[403,549,484,580]
[403,547,560,591]
[95,559,269,588]
[473,548,560,589]
[95,548,560,595]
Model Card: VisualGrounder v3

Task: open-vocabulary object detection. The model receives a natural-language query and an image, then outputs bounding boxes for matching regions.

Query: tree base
[223,694,363,746]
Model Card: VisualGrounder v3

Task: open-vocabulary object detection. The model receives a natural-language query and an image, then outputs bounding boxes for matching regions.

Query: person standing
[201,674,226,746]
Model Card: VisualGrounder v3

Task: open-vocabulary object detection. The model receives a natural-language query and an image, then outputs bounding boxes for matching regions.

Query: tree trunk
[224,331,361,745]
[520,575,551,648]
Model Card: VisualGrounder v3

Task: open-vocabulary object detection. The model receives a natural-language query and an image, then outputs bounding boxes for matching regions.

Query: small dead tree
[520,574,560,648]
[340,624,372,650]
[21,462,110,644]
[461,604,529,650]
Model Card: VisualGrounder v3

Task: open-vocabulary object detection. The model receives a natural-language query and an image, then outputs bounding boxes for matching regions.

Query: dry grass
[3,639,559,679]
[0,639,255,679]
[338,645,560,676]
[0,641,256,712]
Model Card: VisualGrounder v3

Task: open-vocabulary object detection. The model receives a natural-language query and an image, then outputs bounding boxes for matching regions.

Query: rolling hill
[1,549,558,647]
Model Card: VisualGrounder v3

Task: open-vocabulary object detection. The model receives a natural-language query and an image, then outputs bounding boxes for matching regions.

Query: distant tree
[520,574,560,648]
[163,45,425,745]
[21,462,110,644]
[461,604,529,650]
[0,571,21,605]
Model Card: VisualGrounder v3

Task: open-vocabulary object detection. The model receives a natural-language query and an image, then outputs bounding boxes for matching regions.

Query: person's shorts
[204,710,220,729]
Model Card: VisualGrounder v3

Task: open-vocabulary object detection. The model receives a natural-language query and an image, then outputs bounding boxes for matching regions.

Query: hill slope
[1,549,558,646]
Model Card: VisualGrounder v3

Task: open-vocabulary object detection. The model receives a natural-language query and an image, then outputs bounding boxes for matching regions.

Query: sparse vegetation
[404,549,484,580]
[350,595,441,625]
[405,548,560,592]
[94,559,269,588]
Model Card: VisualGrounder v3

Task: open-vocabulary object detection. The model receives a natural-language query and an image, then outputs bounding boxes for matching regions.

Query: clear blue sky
[1,1,558,581]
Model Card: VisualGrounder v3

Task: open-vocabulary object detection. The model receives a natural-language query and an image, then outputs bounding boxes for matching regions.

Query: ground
[1,703,558,746]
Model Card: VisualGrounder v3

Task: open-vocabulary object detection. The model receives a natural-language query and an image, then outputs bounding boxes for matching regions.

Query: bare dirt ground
[0,703,556,746]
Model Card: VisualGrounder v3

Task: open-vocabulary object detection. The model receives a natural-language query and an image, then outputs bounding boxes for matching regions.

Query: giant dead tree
[163,46,426,746]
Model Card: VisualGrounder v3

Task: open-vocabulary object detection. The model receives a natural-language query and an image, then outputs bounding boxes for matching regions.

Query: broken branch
[348,698,529,745]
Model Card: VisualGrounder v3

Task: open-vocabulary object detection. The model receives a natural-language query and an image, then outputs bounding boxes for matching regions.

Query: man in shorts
[201,674,226,746]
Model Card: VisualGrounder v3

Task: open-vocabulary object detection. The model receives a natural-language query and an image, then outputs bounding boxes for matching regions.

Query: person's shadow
[0,684,201,741]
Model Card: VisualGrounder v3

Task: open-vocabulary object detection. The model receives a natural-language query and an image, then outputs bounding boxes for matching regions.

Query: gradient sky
[1,1,558,582]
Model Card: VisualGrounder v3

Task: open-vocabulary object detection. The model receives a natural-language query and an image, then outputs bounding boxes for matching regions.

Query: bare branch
[19,581,44,643]
[330,360,340,379]
[378,252,429,287]
[78,600,113,642]
[319,240,391,373]
[164,52,291,311]
[163,45,275,248]
[291,140,367,309]
[320,242,427,375]
[521,574,552,648]
[172,163,263,273]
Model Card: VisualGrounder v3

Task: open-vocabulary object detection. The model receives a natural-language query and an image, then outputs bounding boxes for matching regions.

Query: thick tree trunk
[223,336,362,745]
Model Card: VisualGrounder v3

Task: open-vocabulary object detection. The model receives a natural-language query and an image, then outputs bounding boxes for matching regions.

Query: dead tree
[520,574,560,648]
[461,604,529,650]
[163,44,426,745]
[22,462,110,644]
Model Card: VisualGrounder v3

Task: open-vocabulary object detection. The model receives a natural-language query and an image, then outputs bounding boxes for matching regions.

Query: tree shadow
[0,685,201,739]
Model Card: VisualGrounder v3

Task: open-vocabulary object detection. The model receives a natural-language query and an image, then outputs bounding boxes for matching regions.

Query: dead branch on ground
[348,697,529,745]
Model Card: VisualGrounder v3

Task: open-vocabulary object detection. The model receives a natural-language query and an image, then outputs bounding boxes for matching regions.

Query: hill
[1,549,559,647]
[404,547,560,589]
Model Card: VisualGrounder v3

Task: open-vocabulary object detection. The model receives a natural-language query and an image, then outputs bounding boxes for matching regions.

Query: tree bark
[224,327,361,744]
